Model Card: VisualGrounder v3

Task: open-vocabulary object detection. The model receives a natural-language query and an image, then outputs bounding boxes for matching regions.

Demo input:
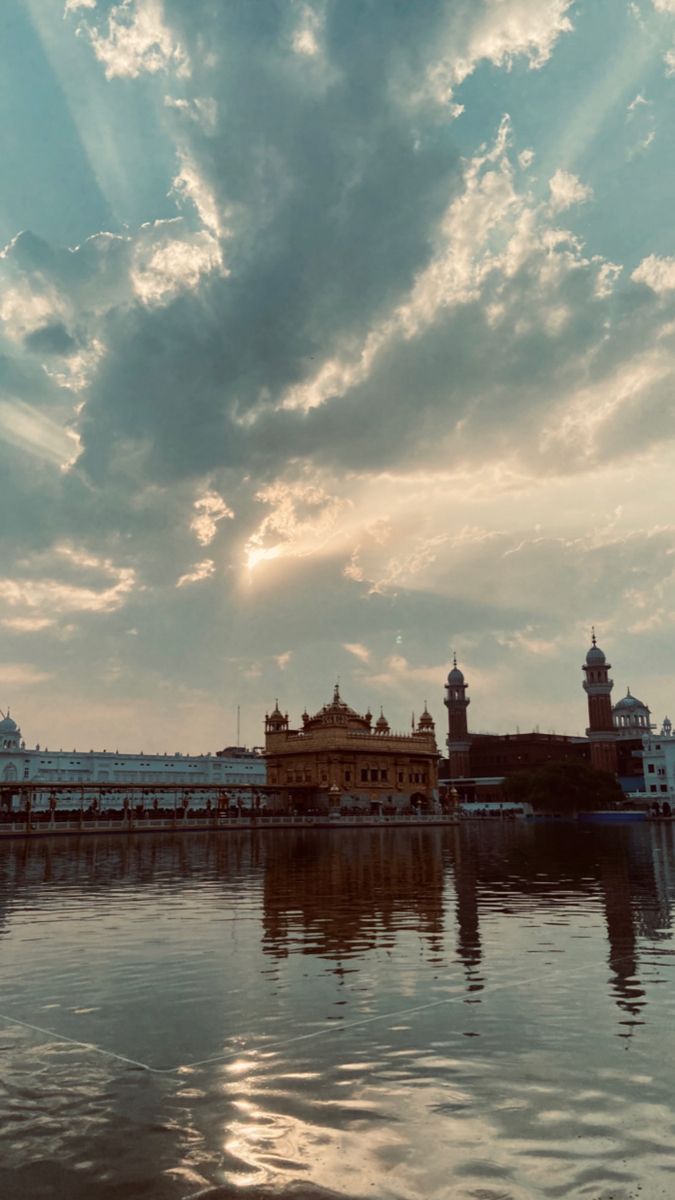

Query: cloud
[627,92,650,113]
[0,617,56,633]
[23,322,78,356]
[130,225,226,305]
[75,0,190,80]
[548,168,593,212]
[0,664,53,686]
[631,255,675,293]
[244,477,353,575]
[343,642,371,664]
[3,0,675,745]
[0,545,135,617]
[416,0,574,110]
[190,490,234,546]
[176,558,214,587]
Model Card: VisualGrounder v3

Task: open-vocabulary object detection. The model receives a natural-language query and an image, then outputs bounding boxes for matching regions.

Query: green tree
[503,759,624,813]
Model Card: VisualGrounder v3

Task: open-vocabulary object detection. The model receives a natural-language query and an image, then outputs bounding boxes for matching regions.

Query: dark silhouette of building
[442,657,588,800]
[441,633,647,797]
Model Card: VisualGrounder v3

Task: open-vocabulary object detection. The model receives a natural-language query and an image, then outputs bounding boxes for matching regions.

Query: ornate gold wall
[264,686,439,813]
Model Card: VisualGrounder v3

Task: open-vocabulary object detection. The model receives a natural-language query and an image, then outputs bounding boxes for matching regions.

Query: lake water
[1,823,675,1200]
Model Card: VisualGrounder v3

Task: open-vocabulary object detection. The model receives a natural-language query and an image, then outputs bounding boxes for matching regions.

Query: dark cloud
[24,322,77,356]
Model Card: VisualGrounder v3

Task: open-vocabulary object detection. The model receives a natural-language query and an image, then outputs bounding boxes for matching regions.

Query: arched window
[3,764,17,781]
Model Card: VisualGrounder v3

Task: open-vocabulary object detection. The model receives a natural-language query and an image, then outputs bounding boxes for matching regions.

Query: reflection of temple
[261,828,446,962]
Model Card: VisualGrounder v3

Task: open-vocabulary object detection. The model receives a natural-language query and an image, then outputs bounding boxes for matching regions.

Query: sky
[2,0,675,754]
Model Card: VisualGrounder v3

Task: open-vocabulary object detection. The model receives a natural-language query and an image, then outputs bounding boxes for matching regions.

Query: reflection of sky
[5,3,675,751]
[1,826,675,1195]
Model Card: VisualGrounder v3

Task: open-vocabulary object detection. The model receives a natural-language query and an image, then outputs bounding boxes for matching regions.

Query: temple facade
[264,684,439,813]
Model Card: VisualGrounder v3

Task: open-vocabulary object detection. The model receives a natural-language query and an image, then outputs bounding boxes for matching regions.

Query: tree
[503,759,624,813]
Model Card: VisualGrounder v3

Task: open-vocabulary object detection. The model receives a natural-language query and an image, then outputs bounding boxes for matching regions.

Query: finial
[453,649,457,668]
[333,680,340,702]
[591,626,596,647]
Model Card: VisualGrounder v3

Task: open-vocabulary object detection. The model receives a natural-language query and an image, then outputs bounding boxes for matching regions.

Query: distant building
[582,632,648,790]
[0,710,265,811]
[441,659,589,802]
[641,718,675,802]
[264,684,439,813]
[441,632,648,801]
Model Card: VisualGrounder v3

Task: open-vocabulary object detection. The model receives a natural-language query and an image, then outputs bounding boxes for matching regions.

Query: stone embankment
[0,813,459,839]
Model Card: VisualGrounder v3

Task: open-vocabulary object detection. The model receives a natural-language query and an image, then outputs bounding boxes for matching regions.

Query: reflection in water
[261,829,446,964]
[452,828,483,1002]
[1,824,675,1198]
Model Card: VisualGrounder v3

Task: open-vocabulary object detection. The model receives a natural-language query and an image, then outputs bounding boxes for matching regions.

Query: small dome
[585,644,606,665]
[614,688,646,711]
[0,714,18,734]
[375,709,390,732]
[447,654,465,685]
[585,628,606,665]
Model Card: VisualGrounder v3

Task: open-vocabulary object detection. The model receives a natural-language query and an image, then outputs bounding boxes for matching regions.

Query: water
[1,823,675,1199]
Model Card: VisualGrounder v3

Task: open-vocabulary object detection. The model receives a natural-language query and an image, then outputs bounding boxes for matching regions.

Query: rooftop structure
[264,684,439,813]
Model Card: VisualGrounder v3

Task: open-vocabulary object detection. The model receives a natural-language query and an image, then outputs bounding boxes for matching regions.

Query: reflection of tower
[600,847,645,1032]
[582,631,618,774]
[451,829,483,1001]
[444,655,471,781]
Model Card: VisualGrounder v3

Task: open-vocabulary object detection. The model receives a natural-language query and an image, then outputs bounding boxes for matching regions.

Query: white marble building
[0,711,266,810]
[641,718,675,803]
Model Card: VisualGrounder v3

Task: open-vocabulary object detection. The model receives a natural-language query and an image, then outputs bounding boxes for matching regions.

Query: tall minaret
[444,654,471,780]
[582,630,618,774]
